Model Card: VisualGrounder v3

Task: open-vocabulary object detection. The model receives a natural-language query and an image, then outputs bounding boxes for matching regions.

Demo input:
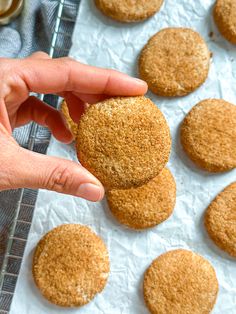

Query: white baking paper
[11,0,236,313]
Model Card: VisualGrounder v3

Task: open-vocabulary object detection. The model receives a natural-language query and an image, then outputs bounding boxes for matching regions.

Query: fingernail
[76,183,104,202]
[62,133,74,144]
[134,78,147,85]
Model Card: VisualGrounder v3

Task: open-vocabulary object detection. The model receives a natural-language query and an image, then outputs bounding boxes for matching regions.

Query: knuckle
[0,59,23,96]
[60,57,74,90]
[61,57,74,70]
[0,58,17,74]
[0,144,21,190]
[0,58,8,68]
[46,165,75,193]
[0,59,11,85]
[30,51,50,60]
[36,51,49,57]
[0,168,14,190]
[62,56,73,63]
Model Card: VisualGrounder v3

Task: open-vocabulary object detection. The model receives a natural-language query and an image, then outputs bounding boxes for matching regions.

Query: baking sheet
[11,0,236,313]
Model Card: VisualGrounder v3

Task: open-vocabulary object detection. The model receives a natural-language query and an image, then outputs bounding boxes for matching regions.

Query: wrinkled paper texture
[11,0,236,313]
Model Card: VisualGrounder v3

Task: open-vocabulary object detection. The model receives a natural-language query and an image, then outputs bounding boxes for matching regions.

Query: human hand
[0,52,147,201]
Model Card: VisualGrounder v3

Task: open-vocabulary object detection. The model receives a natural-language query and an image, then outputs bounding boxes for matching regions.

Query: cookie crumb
[209,31,214,38]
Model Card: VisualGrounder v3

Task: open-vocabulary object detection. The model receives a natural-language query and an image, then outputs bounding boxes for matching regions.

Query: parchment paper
[11,0,236,313]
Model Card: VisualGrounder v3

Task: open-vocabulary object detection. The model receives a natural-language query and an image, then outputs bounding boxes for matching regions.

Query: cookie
[77,96,171,189]
[180,99,236,172]
[33,224,109,307]
[106,168,176,230]
[61,100,79,139]
[139,28,210,97]
[143,249,219,314]
[205,182,236,257]
[95,0,164,23]
[214,0,236,44]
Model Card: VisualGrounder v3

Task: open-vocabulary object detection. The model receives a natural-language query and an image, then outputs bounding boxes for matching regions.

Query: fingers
[63,93,86,124]
[16,96,73,143]
[21,149,104,201]
[19,57,148,96]
[0,133,104,201]
[73,92,108,104]
[61,92,107,123]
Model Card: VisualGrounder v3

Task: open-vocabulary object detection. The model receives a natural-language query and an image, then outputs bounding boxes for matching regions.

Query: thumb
[0,135,104,202]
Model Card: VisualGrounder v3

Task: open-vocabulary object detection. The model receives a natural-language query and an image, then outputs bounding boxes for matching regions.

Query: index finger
[19,57,148,96]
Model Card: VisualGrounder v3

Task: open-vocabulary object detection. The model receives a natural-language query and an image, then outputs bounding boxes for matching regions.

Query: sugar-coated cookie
[139,28,210,97]
[205,182,236,258]
[95,0,164,23]
[77,96,171,189]
[214,0,236,44]
[143,249,219,314]
[33,224,109,307]
[107,168,176,229]
[180,99,236,172]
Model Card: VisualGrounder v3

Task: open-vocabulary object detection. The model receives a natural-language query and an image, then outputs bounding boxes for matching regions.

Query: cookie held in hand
[77,96,171,189]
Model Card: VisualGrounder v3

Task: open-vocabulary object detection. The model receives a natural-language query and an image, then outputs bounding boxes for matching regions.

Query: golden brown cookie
[143,249,219,314]
[95,0,164,23]
[139,28,210,97]
[33,224,109,307]
[61,100,79,139]
[214,0,236,44]
[205,182,236,258]
[180,99,236,172]
[77,96,171,189]
[106,168,176,229]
